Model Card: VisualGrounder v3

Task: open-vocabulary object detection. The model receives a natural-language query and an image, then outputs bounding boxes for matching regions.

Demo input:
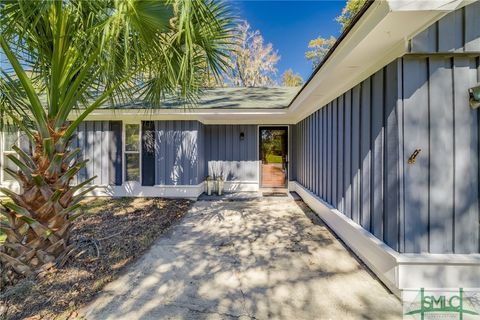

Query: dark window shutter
[142,121,156,186]
[109,121,123,186]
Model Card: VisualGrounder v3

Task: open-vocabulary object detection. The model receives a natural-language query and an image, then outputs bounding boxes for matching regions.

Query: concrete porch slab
[82,198,402,319]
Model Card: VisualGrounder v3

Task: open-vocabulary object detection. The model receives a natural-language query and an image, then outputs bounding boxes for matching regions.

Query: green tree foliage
[305,0,367,68]
[336,0,367,31]
[305,36,337,69]
[281,69,304,87]
[0,0,235,285]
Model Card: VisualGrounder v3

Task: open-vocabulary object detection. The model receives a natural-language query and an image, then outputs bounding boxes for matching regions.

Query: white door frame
[257,125,290,188]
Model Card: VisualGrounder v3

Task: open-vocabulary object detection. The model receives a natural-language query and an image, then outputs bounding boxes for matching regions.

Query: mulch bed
[0,197,192,320]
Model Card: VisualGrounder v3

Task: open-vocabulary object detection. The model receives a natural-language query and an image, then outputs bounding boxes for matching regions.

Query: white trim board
[290,181,480,299]
[84,182,205,200]
[0,180,261,198]
[82,180,260,197]
[223,181,259,192]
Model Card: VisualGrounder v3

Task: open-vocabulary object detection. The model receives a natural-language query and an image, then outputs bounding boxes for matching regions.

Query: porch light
[239,132,245,140]
[468,84,480,109]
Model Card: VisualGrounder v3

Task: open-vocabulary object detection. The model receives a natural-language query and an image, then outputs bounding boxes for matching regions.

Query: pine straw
[0,197,192,320]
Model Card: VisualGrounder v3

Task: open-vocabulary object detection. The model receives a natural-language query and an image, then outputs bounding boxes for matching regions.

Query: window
[2,130,19,182]
[124,123,140,182]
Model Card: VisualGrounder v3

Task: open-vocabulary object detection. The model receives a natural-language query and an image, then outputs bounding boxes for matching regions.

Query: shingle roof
[100,87,300,110]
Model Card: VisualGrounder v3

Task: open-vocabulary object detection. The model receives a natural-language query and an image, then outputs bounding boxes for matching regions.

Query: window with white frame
[124,123,140,182]
[1,130,19,182]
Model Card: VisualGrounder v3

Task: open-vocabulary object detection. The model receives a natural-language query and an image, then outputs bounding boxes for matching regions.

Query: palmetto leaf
[5,153,34,178]
[0,37,49,139]
[0,0,236,284]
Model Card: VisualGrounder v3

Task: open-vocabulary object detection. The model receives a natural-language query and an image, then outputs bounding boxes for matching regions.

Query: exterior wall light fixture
[468,84,480,109]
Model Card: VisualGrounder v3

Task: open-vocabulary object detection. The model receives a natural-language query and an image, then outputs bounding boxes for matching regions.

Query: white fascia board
[69,108,296,125]
[288,1,391,117]
[287,0,460,123]
[387,0,472,11]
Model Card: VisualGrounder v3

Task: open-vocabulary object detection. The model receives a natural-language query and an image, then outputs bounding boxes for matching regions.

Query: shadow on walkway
[83,197,402,319]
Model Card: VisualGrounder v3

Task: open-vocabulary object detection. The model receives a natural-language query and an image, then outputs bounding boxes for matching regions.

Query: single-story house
[1,0,479,299]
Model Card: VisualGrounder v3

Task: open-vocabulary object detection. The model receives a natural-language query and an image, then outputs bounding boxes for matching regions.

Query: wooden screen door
[259,127,288,188]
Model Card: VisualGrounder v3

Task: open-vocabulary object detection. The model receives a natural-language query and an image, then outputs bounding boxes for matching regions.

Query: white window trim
[1,130,20,184]
[122,121,142,185]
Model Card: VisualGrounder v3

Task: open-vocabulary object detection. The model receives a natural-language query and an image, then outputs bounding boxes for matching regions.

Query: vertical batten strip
[351,85,361,224]
[344,91,352,218]
[332,100,338,207]
[337,95,344,213]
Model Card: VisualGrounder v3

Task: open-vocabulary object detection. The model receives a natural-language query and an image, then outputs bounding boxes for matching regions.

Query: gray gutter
[287,0,375,109]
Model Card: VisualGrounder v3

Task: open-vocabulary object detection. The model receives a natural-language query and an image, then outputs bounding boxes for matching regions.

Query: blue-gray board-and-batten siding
[153,120,204,186]
[70,121,261,187]
[72,121,122,186]
[401,55,479,254]
[294,57,480,254]
[204,125,259,181]
[410,1,480,54]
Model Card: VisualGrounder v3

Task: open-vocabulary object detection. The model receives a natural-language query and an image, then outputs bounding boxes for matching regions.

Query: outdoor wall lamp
[468,84,480,109]
[239,132,245,140]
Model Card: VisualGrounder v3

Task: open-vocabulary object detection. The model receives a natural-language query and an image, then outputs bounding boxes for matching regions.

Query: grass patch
[0,197,192,320]
[266,154,283,163]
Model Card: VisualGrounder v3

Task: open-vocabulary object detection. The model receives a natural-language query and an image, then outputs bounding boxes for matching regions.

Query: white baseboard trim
[1,180,259,199]
[290,181,480,299]
[90,181,258,196]
[85,182,205,199]
[287,181,296,192]
[223,181,259,192]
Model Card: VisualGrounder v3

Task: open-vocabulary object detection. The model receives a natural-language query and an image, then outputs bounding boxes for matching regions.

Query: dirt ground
[0,197,192,320]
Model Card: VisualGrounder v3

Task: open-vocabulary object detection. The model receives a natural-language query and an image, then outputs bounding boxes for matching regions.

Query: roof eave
[287,0,472,123]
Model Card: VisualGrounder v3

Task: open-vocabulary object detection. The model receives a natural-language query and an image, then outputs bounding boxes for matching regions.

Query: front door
[259,127,288,188]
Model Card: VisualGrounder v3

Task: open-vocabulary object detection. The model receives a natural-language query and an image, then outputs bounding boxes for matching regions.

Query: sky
[0,1,347,83]
[232,0,347,83]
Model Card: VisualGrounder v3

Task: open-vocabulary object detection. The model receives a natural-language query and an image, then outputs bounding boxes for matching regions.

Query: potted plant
[216,176,224,195]
[206,176,214,195]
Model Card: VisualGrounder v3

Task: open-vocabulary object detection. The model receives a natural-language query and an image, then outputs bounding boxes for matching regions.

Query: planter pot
[216,177,224,196]
[206,177,214,195]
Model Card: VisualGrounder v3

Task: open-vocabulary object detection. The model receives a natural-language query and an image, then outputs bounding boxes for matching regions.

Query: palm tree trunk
[0,130,93,286]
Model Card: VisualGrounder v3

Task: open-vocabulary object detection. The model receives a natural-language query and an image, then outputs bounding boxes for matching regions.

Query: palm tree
[0,0,234,284]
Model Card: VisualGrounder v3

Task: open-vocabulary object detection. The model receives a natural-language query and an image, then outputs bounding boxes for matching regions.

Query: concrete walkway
[83,197,402,319]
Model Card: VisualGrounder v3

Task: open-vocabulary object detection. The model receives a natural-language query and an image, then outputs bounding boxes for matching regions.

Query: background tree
[305,36,336,69]
[0,0,234,284]
[281,69,303,87]
[226,21,280,87]
[336,0,367,31]
[305,0,367,68]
